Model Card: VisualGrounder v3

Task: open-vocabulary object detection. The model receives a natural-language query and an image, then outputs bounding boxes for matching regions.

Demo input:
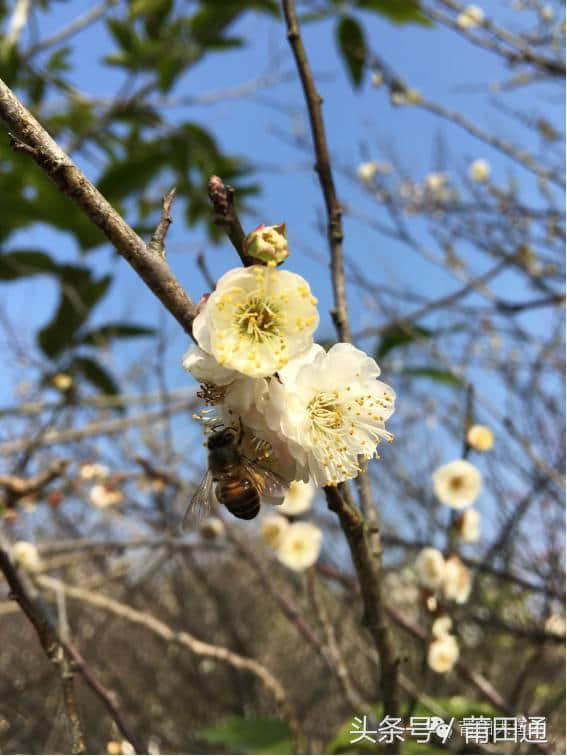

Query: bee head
[207,427,238,450]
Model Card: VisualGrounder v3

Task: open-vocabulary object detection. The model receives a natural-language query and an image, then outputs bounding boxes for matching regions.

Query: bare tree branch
[0,78,197,336]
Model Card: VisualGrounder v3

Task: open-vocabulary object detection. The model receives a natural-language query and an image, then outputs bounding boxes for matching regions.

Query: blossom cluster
[183,246,395,492]
[259,481,323,571]
[416,547,472,674]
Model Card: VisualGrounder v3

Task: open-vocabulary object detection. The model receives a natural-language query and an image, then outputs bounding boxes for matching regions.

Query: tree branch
[0,78,196,336]
[207,175,255,266]
[281,0,350,343]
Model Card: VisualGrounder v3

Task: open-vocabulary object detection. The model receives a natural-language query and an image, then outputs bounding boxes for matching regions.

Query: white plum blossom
[457,5,485,29]
[432,614,453,639]
[192,265,319,378]
[427,633,460,673]
[264,343,395,486]
[458,508,481,543]
[200,517,225,539]
[416,547,446,590]
[79,462,110,481]
[182,345,239,386]
[278,480,316,516]
[469,158,491,183]
[442,555,472,604]
[260,514,289,548]
[544,614,565,637]
[433,459,482,509]
[276,521,322,571]
[357,161,378,183]
[424,172,448,193]
[466,424,494,451]
[89,484,123,509]
[52,372,73,391]
[12,541,42,573]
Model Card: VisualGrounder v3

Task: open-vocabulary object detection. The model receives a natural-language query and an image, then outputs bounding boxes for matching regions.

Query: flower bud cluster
[415,547,472,605]
[428,614,460,674]
[183,257,395,492]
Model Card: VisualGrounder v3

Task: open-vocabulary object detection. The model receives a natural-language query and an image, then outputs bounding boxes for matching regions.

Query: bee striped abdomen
[216,477,260,520]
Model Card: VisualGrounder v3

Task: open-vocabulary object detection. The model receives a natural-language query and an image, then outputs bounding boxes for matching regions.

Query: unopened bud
[244,224,289,265]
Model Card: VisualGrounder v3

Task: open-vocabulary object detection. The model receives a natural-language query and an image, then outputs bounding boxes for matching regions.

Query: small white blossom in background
[540,5,554,22]
[424,172,448,193]
[442,555,472,604]
[264,343,395,486]
[390,88,421,106]
[12,541,42,573]
[457,5,485,29]
[276,521,322,571]
[52,372,73,391]
[457,508,481,543]
[79,462,110,482]
[432,614,453,639]
[468,158,491,182]
[544,614,565,637]
[433,459,482,509]
[357,161,379,183]
[89,484,123,509]
[467,424,494,452]
[371,71,384,87]
[192,265,319,378]
[416,547,446,590]
[200,517,225,540]
[277,480,316,517]
[427,633,460,673]
[260,514,289,548]
[243,223,289,265]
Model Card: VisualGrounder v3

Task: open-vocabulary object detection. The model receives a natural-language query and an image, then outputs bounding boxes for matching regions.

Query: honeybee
[183,423,287,526]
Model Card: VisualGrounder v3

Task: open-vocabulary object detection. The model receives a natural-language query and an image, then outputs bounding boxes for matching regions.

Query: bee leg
[237,416,244,445]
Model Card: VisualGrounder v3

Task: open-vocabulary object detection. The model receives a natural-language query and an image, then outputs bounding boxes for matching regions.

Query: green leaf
[38,269,112,359]
[357,0,432,26]
[79,322,155,347]
[71,356,120,396]
[106,18,140,53]
[0,250,58,280]
[376,323,433,359]
[336,16,366,89]
[401,367,465,386]
[199,716,292,755]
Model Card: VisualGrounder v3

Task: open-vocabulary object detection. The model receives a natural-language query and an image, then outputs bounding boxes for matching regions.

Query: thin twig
[0,397,197,456]
[147,188,176,258]
[56,587,86,754]
[25,0,118,57]
[325,485,400,720]
[281,0,350,343]
[207,175,253,266]
[0,458,69,500]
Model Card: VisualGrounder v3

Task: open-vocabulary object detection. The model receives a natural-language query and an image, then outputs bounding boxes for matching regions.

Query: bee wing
[182,470,216,529]
[242,458,288,499]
